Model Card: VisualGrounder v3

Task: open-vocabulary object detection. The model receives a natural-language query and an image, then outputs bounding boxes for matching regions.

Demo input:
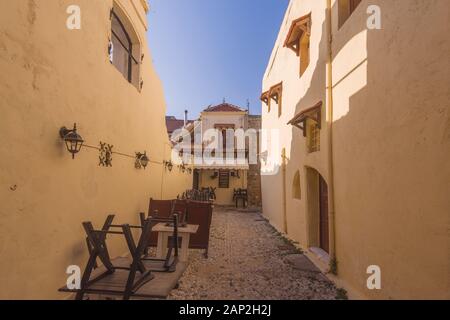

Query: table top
[153,223,199,234]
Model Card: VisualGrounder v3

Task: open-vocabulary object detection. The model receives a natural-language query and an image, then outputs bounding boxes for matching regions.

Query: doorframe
[305,166,330,258]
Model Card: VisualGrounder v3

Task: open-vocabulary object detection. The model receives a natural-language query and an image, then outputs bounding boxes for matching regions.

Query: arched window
[110,6,141,88]
[292,170,301,200]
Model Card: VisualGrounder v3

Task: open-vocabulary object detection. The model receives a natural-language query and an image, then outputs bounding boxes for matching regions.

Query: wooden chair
[186,200,213,258]
[172,199,188,226]
[234,188,248,208]
[69,214,179,300]
[148,198,173,218]
[146,198,173,247]
[74,215,152,300]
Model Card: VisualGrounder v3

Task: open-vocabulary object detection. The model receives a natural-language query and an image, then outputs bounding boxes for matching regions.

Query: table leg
[156,232,163,259]
[179,234,190,262]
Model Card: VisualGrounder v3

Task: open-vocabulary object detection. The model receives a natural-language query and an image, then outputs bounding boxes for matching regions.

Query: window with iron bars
[307,120,320,153]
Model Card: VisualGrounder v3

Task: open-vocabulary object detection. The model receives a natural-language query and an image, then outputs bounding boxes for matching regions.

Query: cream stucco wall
[195,111,249,206]
[200,111,248,132]
[262,0,329,244]
[0,0,191,299]
[261,0,449,299]
[199,170,247,206]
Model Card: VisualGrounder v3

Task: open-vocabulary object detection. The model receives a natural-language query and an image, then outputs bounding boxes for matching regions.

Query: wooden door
[319,175,329,253]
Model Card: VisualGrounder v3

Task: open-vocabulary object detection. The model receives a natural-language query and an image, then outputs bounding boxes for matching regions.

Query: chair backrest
[172,199,188,224]
[148,198,172,218]
[186,200,213,250]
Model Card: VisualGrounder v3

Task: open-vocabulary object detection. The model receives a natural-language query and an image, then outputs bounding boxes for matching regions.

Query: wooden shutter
[218,170,230,189]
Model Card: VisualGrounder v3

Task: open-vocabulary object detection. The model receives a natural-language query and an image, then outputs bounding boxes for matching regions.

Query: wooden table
[153,223,199,263]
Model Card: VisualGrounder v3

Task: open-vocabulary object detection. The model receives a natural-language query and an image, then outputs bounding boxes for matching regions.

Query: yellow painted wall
[0,0,192,299]
[261,0,450,299]
[199,170,247,206]
[262,0,330,246]
[330,0,450,300]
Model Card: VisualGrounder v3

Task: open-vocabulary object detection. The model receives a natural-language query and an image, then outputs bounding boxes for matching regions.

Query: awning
[194,163,249,170]
[269,82,283,105]
[260,91,270,107]
[284,13,311,55]
[288,101,322,137]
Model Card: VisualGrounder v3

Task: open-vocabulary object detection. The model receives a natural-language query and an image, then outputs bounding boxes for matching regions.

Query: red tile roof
[165,116,193,134]
[203,103,246,113]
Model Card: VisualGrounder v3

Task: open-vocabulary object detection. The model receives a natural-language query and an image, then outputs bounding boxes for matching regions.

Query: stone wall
[247,115,262,207]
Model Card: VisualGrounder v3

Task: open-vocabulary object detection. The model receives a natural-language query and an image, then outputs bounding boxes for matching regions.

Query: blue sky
[147,0,289,119]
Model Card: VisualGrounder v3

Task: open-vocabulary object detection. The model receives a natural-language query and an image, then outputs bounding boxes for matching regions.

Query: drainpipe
[281,148,288,234]
[326,0,337,266]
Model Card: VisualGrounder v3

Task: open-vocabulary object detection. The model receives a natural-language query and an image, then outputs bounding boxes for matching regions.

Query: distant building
[182,103,262,206]
[165,111,194,137]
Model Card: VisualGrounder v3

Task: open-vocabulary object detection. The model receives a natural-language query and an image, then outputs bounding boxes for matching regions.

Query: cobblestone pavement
[169,207,338,300]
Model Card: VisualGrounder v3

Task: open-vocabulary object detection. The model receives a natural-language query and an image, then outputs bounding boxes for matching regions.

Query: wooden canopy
[269,82,283,105]
[260,91,270,107]
[284,13,311,55]
[288,101,322,136]
[261,82,283,113]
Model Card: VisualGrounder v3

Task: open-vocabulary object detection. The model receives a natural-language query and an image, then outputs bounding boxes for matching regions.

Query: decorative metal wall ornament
[231,170,241,179]
[163,160,173,172]
[99,142,113,167]
[187,168,192,174]
[178,162,186,173]
[59,123,84,159]
[135,152,149,170]
[211,171,219,179]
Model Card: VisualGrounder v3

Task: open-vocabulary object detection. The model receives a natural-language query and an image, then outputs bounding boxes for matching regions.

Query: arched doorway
[306,167,329,254]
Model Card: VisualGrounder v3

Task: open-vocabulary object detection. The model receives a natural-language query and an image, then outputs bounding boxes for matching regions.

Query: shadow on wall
[288,0,449,299]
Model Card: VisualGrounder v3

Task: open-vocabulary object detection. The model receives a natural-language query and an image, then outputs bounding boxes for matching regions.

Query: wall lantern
[164,160,173,172]
[59,123,84,159]
[135,152,149,170]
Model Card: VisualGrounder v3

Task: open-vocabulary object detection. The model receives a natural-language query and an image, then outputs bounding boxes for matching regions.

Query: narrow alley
[170,207,339,300]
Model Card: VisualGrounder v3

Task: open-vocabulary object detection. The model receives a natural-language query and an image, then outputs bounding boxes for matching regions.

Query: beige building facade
[261,0,449,299]
[0,0,192,299]
[193,103,251,206]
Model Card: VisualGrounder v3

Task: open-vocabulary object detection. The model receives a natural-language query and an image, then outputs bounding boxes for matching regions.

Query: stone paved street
[169,207,338,300]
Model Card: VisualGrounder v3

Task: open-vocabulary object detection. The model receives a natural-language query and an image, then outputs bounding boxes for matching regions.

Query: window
[110,7,141,88]
[292,171,301,199]
[307,120,320,153]
[288,102,322,153]
[339,0,362,28]
[299,32,310,76]
[218,170,230,188]
[284,13,311,77]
